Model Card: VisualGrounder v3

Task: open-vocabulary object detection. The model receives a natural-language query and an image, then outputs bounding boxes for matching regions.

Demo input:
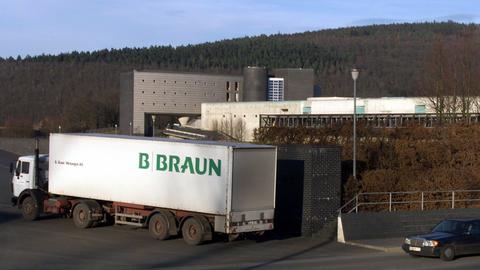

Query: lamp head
[351,68,359,81]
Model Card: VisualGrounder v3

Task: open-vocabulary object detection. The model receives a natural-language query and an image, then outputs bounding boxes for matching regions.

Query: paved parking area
[2,149,480,269]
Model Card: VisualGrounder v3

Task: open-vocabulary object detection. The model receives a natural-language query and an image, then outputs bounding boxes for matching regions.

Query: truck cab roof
[18,154,49,162]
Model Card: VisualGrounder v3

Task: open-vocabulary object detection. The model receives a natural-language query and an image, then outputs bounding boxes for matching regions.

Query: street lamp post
[151,115,156,137]
[351,68,359,180]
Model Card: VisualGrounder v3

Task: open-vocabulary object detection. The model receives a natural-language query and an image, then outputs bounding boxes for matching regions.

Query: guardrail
[338,190,480,214]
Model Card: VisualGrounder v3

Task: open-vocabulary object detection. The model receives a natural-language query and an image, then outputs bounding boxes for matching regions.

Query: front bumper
[402,244,441,257]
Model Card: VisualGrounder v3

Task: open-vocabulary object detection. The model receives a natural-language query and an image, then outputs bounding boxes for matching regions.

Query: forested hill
[0,22,478,134]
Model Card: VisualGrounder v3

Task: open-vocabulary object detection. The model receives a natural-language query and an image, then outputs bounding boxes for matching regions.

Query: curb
[343,241,403,253]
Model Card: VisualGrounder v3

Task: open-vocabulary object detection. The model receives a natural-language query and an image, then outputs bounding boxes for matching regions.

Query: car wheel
[440,245,455,261]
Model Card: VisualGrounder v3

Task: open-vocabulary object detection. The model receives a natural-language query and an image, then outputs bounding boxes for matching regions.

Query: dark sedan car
[402,219,480,261]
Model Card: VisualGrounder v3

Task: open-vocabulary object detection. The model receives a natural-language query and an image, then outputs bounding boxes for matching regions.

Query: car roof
[444,218,480,222]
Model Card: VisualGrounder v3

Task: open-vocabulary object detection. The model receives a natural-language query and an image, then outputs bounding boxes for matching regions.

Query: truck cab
[11,155,49,203]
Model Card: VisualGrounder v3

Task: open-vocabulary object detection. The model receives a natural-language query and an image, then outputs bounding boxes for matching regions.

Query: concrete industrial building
[120,67,314,135]
[200,97,439,142]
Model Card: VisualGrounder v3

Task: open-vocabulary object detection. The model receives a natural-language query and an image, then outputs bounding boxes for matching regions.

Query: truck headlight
[404,238,411,245]
[423,240,439,247]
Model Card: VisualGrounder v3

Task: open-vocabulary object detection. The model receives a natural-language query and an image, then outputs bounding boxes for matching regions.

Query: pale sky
[1,0,479,58]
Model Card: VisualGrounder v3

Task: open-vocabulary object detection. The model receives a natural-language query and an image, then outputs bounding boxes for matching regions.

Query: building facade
[120,67,314,135]
[267,78,285,101]
[200,97,440,142]
[120,70,243,135]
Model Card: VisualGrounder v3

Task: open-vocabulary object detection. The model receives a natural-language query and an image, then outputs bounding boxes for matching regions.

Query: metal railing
[338,190,480,214]
[260,113,480,129]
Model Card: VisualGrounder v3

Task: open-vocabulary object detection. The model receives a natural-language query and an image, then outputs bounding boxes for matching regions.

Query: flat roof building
[120,67,314,136]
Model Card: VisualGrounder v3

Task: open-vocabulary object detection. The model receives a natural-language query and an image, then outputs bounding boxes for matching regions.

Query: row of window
[139,90,219,97]
[225,81,240,91]
[140,102,198,108]
[139,79,241,89]
[221,114,258,118]
[141,79,212,86]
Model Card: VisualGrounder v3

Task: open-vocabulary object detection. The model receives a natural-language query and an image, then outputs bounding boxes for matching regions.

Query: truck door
[12,160,33,197]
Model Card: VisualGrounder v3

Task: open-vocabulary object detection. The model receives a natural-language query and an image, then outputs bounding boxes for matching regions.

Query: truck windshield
[432,220,468,234]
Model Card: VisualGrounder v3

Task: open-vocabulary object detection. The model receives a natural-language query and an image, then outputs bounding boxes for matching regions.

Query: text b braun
[138,153,221,177]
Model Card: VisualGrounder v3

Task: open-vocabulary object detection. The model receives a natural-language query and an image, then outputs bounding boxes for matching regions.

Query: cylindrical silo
[243,66,267,101]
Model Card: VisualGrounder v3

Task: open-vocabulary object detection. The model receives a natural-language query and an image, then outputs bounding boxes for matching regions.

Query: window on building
[415,105,426,114]
[141,102,144,105]
[235,92,239,102]
[153,80,156,83]
[226,92,230,102]
[235,81,239,91]
[268,78,284,101]
[226,81,230,90]
[153,91,155,94]
[142,91,144,94]
[153,103,155,106]
[356,106,365,114]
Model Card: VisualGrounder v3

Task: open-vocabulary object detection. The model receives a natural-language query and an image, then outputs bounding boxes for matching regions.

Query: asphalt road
[2,149,480,269]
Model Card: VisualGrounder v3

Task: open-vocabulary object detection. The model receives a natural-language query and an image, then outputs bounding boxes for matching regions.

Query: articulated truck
[10,133,277,245]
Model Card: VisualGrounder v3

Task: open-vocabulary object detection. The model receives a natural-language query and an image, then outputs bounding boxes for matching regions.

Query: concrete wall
[201,101,308,141]
[339,208,480,241]
[309,97,434,114]
[121,70,243,135]
[273,68,314,101]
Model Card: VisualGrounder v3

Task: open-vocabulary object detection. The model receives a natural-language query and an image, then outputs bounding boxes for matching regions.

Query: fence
[338,190,480,214]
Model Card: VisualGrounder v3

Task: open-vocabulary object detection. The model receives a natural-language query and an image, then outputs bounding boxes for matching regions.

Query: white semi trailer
[10,133,277,245]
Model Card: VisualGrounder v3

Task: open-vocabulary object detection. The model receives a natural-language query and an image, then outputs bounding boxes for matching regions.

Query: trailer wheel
[182,217,205,245]
[21,196,39,221]
[149,213,170,240]
[73,202,94,229]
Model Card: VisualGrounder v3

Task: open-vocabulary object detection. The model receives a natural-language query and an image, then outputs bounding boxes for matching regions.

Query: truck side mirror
[15,163,20,177]
[9,163,13,174]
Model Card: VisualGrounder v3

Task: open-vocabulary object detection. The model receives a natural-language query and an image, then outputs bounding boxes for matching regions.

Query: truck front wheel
[73,202,94,229]
[21,196,39,221]
[182,217,206,245]
[149,213,170,240]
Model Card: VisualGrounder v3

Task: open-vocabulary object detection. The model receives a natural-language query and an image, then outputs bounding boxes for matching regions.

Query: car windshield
[432,220,468,234]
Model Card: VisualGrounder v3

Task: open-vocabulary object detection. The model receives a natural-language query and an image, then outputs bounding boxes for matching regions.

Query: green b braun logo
[138,153,221,177]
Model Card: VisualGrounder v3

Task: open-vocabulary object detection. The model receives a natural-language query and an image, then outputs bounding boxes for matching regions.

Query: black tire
[182,217,205,246]
[440,246,455,261]
[228,233,240,242]
[73,202,94,229]
[149,213,170,240]
[21,196,39,221]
